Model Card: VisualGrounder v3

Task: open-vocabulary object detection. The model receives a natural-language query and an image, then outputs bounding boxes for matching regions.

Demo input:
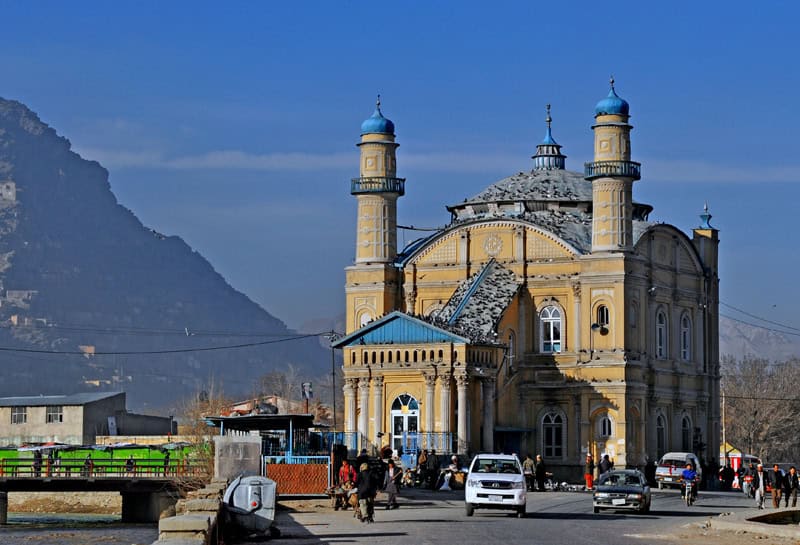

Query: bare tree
[175,379,232,482]
[721,355,800,462]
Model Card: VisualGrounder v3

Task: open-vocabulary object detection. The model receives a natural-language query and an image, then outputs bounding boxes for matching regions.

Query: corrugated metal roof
[0,392,124,407]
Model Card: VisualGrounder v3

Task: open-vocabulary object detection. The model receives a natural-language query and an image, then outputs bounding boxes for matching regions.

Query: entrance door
[390,394,419,455]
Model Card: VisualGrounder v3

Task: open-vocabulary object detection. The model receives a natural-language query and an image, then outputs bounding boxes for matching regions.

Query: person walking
[584,454,595,491]
[598,454,613,477]
[383,459,401,509]
[356,462,377,523]
[771,464,785,508]
[753,464,769,509]
[426,449,440,490]
[534,454,547,492]
[783,466,798,508]
[522,454,535,491]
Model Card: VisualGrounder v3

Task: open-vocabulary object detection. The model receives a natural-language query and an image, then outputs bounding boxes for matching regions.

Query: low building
[0,392,174,446]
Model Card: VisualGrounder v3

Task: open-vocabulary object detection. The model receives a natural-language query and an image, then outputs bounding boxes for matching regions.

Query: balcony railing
[584,160,641,181]
[351,176,405,196]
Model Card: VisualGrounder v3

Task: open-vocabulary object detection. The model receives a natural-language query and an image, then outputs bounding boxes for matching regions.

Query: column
[424,372,436,447]
[358,378,370,446]
[438,371,452,444]
[372,375,384,448]
[343,378,357,434]
[482,378,495,453]
[456,372,469,454]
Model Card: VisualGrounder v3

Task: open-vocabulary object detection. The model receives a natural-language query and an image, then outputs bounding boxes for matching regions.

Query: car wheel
[593,507,600,514]
[465,503,474,517]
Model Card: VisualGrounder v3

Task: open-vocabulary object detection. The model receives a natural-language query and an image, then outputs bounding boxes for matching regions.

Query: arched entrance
[390,394,419,454]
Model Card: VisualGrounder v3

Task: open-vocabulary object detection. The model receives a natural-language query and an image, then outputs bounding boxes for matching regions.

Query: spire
[532,104,566,170]
[699,202,714,229]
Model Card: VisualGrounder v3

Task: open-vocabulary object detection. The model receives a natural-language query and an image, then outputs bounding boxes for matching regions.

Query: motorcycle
[683,479,696,506]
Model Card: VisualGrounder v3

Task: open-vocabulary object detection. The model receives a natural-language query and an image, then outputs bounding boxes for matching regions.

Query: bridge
[0,457,205,523]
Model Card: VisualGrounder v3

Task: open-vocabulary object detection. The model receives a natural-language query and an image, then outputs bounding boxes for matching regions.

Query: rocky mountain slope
[0,98,328,410]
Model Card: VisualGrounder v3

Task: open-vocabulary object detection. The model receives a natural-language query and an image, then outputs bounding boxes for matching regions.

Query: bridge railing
[0,457,204,478]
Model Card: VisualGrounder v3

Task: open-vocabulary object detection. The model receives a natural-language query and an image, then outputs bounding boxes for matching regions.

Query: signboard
[301,382,313,399]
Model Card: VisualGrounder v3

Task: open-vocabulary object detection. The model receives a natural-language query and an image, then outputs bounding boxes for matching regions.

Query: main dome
[361,99,395,135]
[594,85,629,116]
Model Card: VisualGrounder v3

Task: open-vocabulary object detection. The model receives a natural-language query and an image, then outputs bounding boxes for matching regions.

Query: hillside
[0,98,328,411]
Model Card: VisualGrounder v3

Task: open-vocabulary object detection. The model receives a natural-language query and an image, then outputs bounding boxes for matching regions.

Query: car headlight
[594,492,609,498]
[512,480,525,489]
[626,493,642,500]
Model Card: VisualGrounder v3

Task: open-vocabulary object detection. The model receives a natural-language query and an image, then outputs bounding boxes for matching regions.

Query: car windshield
[599,472,642,487]
[473,458,521,474]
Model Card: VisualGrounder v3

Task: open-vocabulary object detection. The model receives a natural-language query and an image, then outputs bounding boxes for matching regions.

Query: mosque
[332,81,720,476]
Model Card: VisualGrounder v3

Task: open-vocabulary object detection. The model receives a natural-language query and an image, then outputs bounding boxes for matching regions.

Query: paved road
[260,487,765,545]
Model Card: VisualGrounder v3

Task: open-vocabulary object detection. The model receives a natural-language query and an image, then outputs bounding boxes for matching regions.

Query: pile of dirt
[8,491,121,514]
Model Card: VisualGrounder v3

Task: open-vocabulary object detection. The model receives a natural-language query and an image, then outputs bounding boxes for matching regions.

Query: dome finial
[545,103,552,128]
[699,202,714,229]
[610,75,615,90]
[376,94,381,111]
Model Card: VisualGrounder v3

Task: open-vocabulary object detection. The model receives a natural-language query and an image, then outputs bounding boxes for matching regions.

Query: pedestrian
[598,454,613,477]
[163,451,171,477]
[753,463,769,509]
[783,466,798,508]
[125,455,135,476]
[584,453,595,491]
[771,464,785,508]
[426,449,440,490]
[522,454,535,491]
[534,454,547,492]
[721,464,735,491]
[356,462,377,523]
[742,462,756,498]
[32,450,42,477]
[383,459,401,509]
[417,449,428,487]
[644,456,656,487]
[339,459,356,486]
[356,448,370,472]
[82,454,93,477]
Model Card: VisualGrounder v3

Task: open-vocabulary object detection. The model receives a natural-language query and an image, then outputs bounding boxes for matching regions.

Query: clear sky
[3,1,799,333]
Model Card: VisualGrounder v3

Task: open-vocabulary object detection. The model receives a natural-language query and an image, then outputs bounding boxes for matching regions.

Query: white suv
[465,453,527,518]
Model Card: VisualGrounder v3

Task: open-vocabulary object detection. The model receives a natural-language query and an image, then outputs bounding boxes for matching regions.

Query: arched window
[681,416,692,452]
[540,306,562,353]
[656,310,668,359]
[596,305,610,327]
[507,330,516,376]
[542,411,565,458]
[656,414,667,458]
[598,415,613,437]
[680,314,692,361]
[359,312,372,327]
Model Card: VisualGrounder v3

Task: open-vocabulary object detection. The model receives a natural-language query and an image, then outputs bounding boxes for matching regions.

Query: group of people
[335,449,403,523]
[522,454,550,492]
[746,463,799,509]
[581,453,614,490]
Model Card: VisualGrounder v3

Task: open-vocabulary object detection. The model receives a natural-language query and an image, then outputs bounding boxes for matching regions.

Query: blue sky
[3,1,799,333]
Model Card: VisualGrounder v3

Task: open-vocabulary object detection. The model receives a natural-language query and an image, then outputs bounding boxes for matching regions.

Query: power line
[720,313,800,338]
[0,332,323,356]
[720,302,800,333]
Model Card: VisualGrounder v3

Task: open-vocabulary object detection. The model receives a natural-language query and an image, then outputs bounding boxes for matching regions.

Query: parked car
[593,469,651,514]
[464,453,527,518]
[655,452,702,490]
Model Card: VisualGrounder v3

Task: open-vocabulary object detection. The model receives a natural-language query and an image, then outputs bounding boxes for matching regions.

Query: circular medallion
[484,234,502,256]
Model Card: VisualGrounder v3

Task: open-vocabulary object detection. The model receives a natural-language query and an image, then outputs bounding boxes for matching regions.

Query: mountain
[719,315,800,362]
[0,98,329,411]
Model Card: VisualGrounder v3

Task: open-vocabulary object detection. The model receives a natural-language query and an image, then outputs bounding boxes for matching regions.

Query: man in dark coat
[534,454,547,492]
[426,449,440,490]
[356,462,377,522]
[598,454,613,476]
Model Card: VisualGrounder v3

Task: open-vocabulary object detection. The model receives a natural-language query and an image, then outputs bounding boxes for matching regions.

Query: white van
[655,452,702,489]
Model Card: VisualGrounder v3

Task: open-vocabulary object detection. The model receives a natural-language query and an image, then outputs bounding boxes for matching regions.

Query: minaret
[585,78,641,252]
[532,104,567,170]
[344,96,405,333]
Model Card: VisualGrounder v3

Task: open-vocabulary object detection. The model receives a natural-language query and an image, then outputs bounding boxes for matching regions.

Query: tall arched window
[656,310,668,359]
[542,411,565,458]
[656,414,667,457]
[506,330,516,376]
[540,306,562,353]
[598,415,613,437]
[680,314,692,361]
[681,416,692,452]
[596,305,610,327]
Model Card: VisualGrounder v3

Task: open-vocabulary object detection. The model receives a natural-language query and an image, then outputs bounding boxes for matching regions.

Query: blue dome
[594,86,629,116]
[361,100,395,135]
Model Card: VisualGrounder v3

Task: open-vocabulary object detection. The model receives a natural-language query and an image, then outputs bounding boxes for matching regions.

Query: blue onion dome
[360,95,395,135]
[594,76,630,116]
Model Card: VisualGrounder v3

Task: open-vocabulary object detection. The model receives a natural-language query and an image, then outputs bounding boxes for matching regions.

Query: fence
[262,454,330,496]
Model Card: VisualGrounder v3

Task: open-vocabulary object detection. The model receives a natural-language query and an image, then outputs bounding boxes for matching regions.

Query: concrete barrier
[152,480,227,545]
